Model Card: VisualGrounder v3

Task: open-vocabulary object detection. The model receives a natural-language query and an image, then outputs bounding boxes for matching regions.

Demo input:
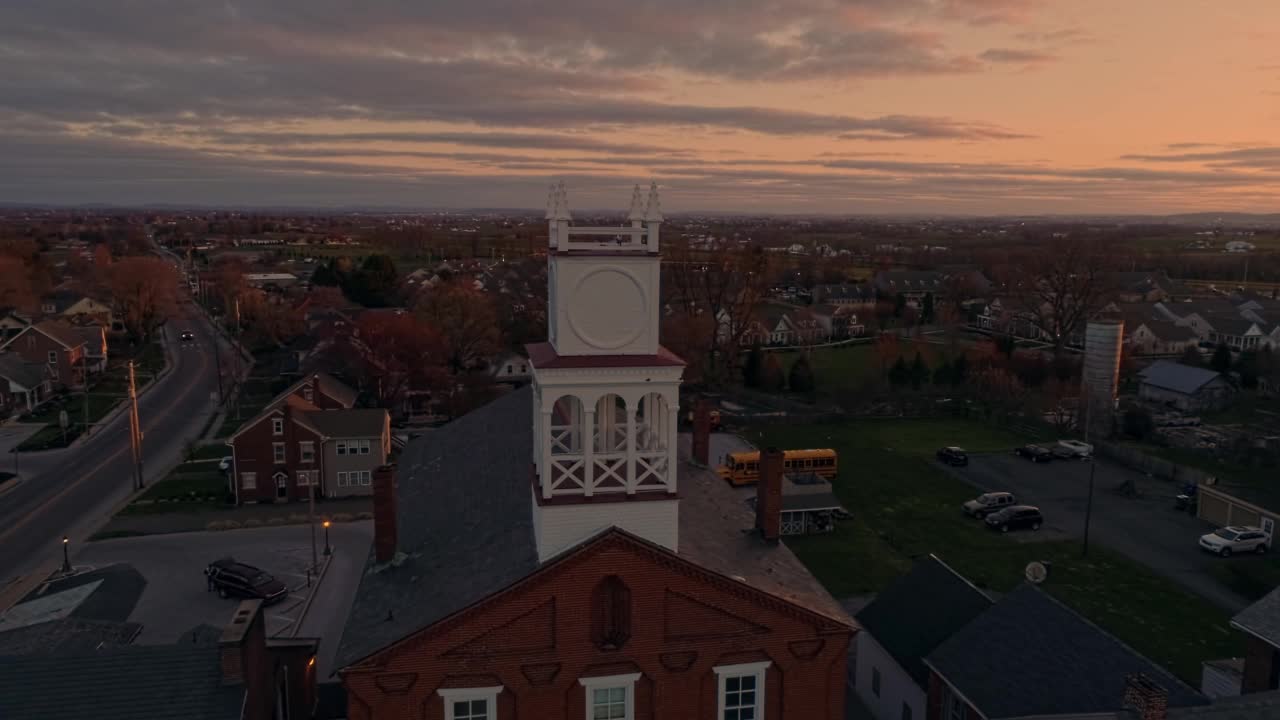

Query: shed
[1139,361,1232,412]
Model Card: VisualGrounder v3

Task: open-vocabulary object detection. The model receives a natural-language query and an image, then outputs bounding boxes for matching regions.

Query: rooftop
[0,352,46,389]
[1139,361,1224,395]
[855,555,992,685]
[1231,584,1280,649]
[927,584,1206,719]
[334,387,850,670]
[526,341,685,369]
[296,408,388,439]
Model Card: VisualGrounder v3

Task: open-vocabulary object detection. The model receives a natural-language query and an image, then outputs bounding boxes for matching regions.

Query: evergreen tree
[893,293,907,318]
[909,351,930,390]
[888,356,909,388]
[1236,349,1260,389]
[789,353,816,392]
[1211,342,1232,374]
[742,345,764,388]
[951,353,969,386]
[759,354,786,392]
[1122,407,1155,440]
[1179,344,1203,367]
[922,292,936,324]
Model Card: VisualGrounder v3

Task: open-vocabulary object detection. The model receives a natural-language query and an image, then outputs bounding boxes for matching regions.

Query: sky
[1,0,1278,214]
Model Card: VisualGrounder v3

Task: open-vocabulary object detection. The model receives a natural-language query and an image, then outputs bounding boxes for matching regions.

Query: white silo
[1081,318,1124,440]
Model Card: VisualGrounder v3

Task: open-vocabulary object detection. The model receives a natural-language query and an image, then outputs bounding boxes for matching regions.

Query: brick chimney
[691,399,711,467]
[1122,673,1168,720]
[219,600,271,717]
[756,447,784,542]
[373,463,398,563]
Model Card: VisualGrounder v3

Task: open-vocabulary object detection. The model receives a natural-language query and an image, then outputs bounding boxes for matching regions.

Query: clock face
[568,268,647,349]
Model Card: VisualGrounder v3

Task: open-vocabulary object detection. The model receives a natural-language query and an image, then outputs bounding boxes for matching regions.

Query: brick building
[333,184,855,720]
[227,373,390,503]
[0,319,88,390]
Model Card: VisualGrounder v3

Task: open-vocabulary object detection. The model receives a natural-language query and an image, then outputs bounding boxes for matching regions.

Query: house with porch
[0,319,88,390]
[0,353,52,416]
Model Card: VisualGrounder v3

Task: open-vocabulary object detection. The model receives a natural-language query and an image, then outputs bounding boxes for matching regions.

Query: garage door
[1232,507,1262,528]
[1199,493,1230,526]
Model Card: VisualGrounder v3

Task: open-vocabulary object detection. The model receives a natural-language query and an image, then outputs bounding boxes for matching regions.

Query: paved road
[0,268,235,603]
[945,453,1253,613]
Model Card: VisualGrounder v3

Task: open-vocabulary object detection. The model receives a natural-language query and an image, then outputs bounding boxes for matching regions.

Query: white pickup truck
[1056,440,1093,459]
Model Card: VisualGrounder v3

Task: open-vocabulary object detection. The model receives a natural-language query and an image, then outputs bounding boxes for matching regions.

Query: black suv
[984,505,1044,533]
[1015,444,1053,463]
[936,446,969,467]
[205,557,288,604]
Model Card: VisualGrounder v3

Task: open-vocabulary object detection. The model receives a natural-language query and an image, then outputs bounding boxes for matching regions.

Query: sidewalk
[95,497,373,537]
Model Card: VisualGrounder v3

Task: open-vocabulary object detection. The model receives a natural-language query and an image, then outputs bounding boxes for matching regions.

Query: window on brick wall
[299,441,314,463]
[715,662,769,720]
[580,673,638,720]
[438,686,501,720]
[272,417,284,436]
[590,575,632,651]
[273,443,286,464]
[241,472,256,490]
[47,351,57,365]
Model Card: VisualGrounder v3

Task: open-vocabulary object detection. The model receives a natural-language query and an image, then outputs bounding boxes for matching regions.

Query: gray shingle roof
[297,408,388,439]
[855,556,992,685]
[1231,584,1280,649]
[0,353,45,389]
[0,618,141,655]
[334,388,853,670]
[1139,361,1224,395]
[926,585,1206,719]
[0,645,244,720]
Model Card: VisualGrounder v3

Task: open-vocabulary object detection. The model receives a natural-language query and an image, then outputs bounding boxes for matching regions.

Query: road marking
[0,322,213,549]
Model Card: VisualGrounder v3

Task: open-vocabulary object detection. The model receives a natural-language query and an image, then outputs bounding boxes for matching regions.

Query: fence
[1094,441,1214,486]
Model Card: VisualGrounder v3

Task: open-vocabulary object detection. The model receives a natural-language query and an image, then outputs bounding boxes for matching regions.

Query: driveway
[943,453,1252,612]
[70,522,372,645]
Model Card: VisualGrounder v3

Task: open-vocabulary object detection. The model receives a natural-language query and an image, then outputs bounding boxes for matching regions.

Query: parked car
[1056,440,1093,459]
[936,446,969,467]
[963,491,1016,518]
[984,505,1044,533]
[205,558,289,604]
[1015,444,1053,463]
[218,456,233,473]
[1050,444,1077,460]
[1199,526,1270,557]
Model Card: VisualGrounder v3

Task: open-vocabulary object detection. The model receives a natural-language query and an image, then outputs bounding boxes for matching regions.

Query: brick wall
[342,533,852,720]
[231,409,323,504]
[10,331,80,389]
[1243,634,1280,693]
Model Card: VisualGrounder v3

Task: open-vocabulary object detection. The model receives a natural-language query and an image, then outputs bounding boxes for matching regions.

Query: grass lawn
[120,466,230,515]
[1137,444,1280,512]
[15,423,84,452]
[1209,554,1280,602]
[188,443,230,461]
[784,345,880,395]
[750,418,1238,684]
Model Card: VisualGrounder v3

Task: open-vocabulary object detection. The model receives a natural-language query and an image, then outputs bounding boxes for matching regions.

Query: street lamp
[323,520,332,557]
[61,536,71,573]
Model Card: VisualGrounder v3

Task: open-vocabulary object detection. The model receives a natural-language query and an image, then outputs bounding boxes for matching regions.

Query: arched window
[594,395,628,453]
[550,395,584,454]
[590,575,632,651]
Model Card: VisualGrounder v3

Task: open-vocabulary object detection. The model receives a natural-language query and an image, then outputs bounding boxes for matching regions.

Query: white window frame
[336,471,348,488]
[359,439,371,455]
[438,686,502,720]
[299,441,315,463]
[272,442,286,464]
[579,672,639,720]
[272,417,284,436]
[359,470,372,486]
[241,472,256,490]
[336,440,347,456]
[47,350,58,365]
[714,661,769,720]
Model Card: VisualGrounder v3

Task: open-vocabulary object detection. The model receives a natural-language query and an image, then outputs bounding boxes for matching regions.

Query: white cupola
[528,181,684,561]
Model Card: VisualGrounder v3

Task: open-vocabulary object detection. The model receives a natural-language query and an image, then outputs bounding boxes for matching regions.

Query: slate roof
[0,353,46,389]
[316,372,358,407]
[334,388,852,670]
[0,645,244,720]
[296,408,388,439]
[926,585,1206,719]
[1231,584,1280,649]
[0,618,141,655]
[31,319,86,349]
[1139,361,1224,395]
[855,555,992,685]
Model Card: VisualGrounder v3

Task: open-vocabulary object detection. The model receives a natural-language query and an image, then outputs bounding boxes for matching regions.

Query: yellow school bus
[716,448,838,486]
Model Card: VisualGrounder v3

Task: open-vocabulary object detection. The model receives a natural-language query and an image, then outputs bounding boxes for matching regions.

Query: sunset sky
[1,0,1278,214]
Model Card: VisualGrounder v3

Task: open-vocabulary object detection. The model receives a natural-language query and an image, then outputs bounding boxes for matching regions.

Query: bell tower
[528,182,685,562]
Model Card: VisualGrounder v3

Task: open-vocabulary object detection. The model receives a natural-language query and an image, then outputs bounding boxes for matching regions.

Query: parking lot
[73,522,372,644]
[944,452,1252,612]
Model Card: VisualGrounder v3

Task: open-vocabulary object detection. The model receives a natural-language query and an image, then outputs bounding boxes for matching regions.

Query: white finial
[555,180,572,221]
[627,184,645,222]
[644,180,663,222]
[545,182,557,220]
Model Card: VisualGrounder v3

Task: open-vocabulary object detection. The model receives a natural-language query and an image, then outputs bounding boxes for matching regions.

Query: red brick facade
[231,402,324,503]
[6,327,84,390]
[1243,634,1280,693]
[341,532,852,720]
[927,671,977,720]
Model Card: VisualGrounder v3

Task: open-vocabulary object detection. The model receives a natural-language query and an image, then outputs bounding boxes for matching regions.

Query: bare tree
[413,278,501,373]
[1012,238,1111,356]
[107,256,178,342]
[665,237,771,384]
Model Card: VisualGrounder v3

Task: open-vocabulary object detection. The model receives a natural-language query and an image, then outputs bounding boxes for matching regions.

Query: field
[748,417,1238,683]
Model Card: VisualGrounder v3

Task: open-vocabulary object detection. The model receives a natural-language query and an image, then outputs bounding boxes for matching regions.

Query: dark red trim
[526,342,685,369]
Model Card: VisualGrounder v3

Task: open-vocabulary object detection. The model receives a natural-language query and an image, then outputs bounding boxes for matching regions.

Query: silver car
[1199,526,1269,557]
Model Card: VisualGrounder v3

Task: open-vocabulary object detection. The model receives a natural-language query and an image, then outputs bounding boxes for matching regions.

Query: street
[0,270,234,604]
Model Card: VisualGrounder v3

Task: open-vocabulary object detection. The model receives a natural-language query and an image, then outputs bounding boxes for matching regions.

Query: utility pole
[82,362,90,438]
[212,335,224,403]
[127,361,145,491]
[308,476,318,570]
[1081,385,1096,557]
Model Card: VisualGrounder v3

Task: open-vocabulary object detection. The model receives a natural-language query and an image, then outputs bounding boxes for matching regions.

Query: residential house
[874,271,944,306]
[0,319,88,390]
[0,353,52,415]
[924,584,1207,719]
[39,289,117,331]
[1138,361,1233,412]
[1154,300,1274,349]
[810,304,866,340]
[226,373,390,503]
[74,325,108,374]
[0,310,31,341]
[1109,270,1189,303]
[973,298,1048,341]
[333,192,855,720]
[0,600,318,720]
[853,556,992,720]
[724,303,828,347]
[1231,586,1280,694]
[1120,304,1200,355]
[490,351,531,384]
[812,283,878,311]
